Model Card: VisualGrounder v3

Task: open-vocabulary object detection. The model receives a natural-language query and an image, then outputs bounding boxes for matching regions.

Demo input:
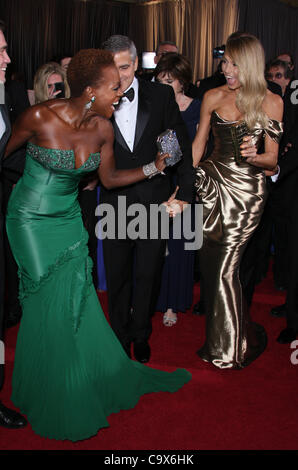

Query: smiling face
[112,50,138,93]
[221,54,240,90]
[88,64,122,118]
[0,29,11,84]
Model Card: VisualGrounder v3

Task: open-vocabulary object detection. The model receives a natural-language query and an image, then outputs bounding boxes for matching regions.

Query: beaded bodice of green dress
[27,141,101,171]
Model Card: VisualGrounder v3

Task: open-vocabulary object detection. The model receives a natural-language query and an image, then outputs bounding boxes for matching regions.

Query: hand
[82,178,98,191]
[165,199,188,217]
[167,185,179,204]
[155,151,169,172]
[264,165,279,177]
[240,136,258,163]
[48,87,62,99]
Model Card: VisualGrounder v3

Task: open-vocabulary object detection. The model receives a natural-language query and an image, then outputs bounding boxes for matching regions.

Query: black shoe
[0,402,27,429]
[277,328,298,344]
[270,304,286,318]
[192,300,205,316]
[133,340,151,363]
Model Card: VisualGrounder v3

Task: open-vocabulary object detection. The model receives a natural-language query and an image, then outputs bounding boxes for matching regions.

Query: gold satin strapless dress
[195,110,283,369]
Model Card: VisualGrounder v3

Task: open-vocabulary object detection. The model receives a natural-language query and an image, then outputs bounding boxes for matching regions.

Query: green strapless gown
[6,142,191,442]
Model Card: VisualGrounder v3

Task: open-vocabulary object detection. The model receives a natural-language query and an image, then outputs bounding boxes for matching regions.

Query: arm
[192,90,214,167]
[162,86,195,203]
[4,106,40,158]
[242,93,284,170]
[98,120,166,189]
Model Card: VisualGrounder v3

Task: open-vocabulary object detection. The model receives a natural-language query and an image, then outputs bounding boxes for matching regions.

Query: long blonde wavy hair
[33,62,70,104]
[225,33,269,130]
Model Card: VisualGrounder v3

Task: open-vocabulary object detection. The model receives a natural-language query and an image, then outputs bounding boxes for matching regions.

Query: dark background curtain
[0,0,129,88]
[128,0,239,82]
[1,0,298,88]
[239,0,298,70]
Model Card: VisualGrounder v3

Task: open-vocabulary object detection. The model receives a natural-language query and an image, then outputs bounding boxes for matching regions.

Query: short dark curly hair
[154,53,192,93]
[67,49,115,97]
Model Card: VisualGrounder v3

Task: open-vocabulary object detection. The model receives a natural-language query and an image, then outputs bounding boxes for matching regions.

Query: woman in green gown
[5,49,191,441]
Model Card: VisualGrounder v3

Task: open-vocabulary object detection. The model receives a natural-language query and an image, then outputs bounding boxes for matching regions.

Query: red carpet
[0,267,297,450]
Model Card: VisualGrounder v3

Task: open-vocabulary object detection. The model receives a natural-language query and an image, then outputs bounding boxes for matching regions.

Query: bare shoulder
[202,86,227,110]
[26,101,62,121]
[263,90,284,121]
[92,116,114,143]
[13,102,53,131]
[204,86,226,101]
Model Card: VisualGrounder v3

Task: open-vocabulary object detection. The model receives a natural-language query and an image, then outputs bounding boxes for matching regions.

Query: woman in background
[192,33,283,369]
[33,61,70,103]
[154,53,201,326]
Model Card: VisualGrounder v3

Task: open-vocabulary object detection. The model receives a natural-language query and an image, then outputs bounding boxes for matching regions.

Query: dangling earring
[85,96,95,110]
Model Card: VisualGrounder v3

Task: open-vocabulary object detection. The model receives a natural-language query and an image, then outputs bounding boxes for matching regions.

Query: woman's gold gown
[195,111,283,369]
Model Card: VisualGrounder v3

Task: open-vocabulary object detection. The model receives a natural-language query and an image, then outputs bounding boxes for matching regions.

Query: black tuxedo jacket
[274,128,298,190]
[100,78,195,207]
[1,91,26,186]
[0,103,11,391]
[0,104,11,173]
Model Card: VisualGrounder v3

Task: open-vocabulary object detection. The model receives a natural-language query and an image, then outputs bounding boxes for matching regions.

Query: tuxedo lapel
[133,82,150,151]
[0,104,11,162]
[110,114,131,153]
[110,79,150,154]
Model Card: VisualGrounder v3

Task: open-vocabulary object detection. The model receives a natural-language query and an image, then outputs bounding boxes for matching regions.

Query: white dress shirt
[114,77,139,152]
[271,165,280,182]
[0,108,6,141]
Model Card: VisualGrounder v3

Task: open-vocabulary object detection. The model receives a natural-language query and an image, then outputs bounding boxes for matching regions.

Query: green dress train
[6,142,191,441]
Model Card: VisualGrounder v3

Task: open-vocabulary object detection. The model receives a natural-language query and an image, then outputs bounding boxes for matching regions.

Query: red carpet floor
[0,268,297,450]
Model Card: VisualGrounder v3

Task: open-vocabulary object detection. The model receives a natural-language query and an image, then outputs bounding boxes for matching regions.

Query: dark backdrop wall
[0,0,129,88]
[239,0,298,71]
[1,0,298,89]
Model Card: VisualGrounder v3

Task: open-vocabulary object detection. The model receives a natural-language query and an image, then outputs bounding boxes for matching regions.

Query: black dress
[156,99,201,313]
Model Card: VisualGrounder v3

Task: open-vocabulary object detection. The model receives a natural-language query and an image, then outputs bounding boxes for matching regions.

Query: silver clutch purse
[156,129,182,167]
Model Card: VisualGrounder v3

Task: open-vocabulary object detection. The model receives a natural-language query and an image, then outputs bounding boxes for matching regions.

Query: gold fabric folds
[195,111,283,369]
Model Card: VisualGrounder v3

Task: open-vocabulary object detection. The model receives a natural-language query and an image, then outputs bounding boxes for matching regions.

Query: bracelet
[142,162,165,179]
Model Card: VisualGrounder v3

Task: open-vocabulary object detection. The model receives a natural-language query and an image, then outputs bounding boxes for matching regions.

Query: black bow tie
[123,87,135,102]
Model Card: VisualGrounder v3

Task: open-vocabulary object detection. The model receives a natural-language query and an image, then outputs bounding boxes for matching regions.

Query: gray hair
[102,35,137,62]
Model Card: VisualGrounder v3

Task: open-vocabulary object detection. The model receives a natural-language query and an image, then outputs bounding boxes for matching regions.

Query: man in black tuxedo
[265,60,298,289]
[269,134,298,343]
[101,35,194,362]
[0,19,27,428]
[1,82,29,328]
